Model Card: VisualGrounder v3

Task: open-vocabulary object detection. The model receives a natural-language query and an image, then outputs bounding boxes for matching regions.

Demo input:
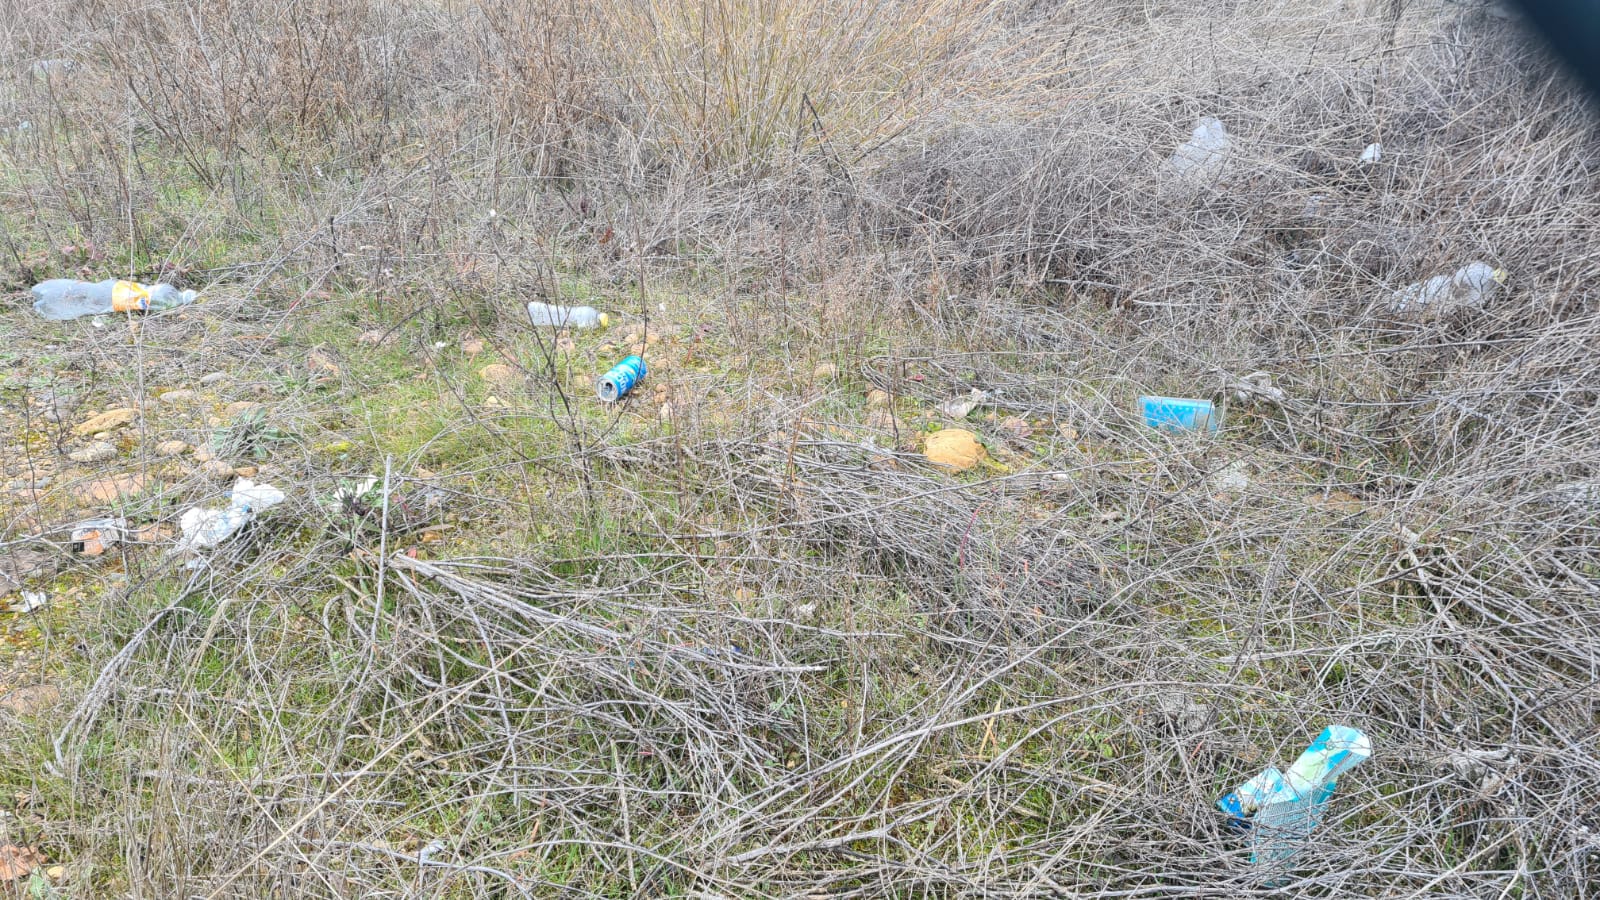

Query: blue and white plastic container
[1139,396,1219,434]
[1217,725,1372,870]
[598,355,647,402]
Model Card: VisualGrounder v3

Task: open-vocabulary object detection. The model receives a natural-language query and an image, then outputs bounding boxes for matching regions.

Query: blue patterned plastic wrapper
[1139,396,1219,433]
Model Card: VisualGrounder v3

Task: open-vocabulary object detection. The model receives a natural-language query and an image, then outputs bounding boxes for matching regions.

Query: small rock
[45,866,64,880]
[0,684,60,716]
[483,395,504,408]
[158,390,197,404]
[1210,460,1250,494]
[199,372,229,385]
[201,459,236,479]
[480,364,519,389]
[73,408,136,436]
[68,442,117,463]
[813,363,839,381]
[307,350,340,377]
[225,401,264,418]
[72,472,149,505]
[356,329,388,346]
[156,440,188,457]
[233,465,259,478]
[866,389,891,409]
[999,416,1033,444]
[462,338,485,355]
[923,429,987,472]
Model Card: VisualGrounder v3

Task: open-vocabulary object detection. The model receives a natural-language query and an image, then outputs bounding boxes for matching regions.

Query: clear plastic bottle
[31,278,197,320]
[1389,262,1507,315]
[527,301,607,328]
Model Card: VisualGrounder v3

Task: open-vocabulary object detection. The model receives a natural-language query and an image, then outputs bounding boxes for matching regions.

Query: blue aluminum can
[1138,396,1219,433]
[598,355,647,402]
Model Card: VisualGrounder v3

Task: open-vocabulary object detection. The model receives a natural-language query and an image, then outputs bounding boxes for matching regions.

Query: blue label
[598,355,647,402]
[1139,396,1218,433]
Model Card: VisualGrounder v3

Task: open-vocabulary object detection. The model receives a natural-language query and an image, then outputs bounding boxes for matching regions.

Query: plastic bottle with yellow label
[31,278,197,320]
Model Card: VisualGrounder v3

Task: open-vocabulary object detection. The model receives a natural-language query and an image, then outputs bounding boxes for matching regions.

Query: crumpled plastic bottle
[177,479,286,552]
[1389,262,1507,315]
[528,301,607,328]
[32,278,198,321]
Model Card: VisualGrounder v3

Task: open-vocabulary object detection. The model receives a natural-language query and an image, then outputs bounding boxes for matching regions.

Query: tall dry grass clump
[597,0,997,173]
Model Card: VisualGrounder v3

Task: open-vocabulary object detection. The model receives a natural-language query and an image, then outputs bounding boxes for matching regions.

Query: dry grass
[0,0,1599,897]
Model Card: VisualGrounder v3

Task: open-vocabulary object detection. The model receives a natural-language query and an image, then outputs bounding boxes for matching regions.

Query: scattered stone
[233,465,259,478]
[462,338,485,355]
[0,684,58,716]
[999,416,1033,444]
[199,372,229,386]
[813,362,839,381]
[73,408,136,436]
[156,440,188,457]
[307,350,340,377]
[1210,460,1250,494]
[72,472,149,505]
[866,389,891,409]
[158,390,197,404]
[201,459,236,479]
[192,444,214,463]
[68,442,117,463]
[45,866,64,880]
[479,364,519,389]
[923,429,987,472]
[225,401,264,418]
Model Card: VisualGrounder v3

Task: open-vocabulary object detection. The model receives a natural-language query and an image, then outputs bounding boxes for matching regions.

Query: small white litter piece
[1359,142,1383,165]
[7,591,47,614]
[1390,262,1507,315]
[1170,117,1232,182]
[177,478,286,551]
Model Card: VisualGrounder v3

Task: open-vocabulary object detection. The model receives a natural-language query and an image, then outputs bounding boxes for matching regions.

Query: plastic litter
[6,592,46,614]
[176,478,286,552]
[27,59,77,79]
[69,517,127,556]
[1139,396,1219,434]
[1389,262,1507,315]
[528,301,607,329]
[32,278,197,321]
[1359,142,1382,164]
[597,355,647,402]
[938,388,988,420]
[1437,746,1517,794]
[1218,725,1372,871]
[1169,117,1231,181]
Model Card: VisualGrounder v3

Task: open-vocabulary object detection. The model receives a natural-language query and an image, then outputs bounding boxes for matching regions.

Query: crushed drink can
[1139,395,1219,433]
[598,355,647,402]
